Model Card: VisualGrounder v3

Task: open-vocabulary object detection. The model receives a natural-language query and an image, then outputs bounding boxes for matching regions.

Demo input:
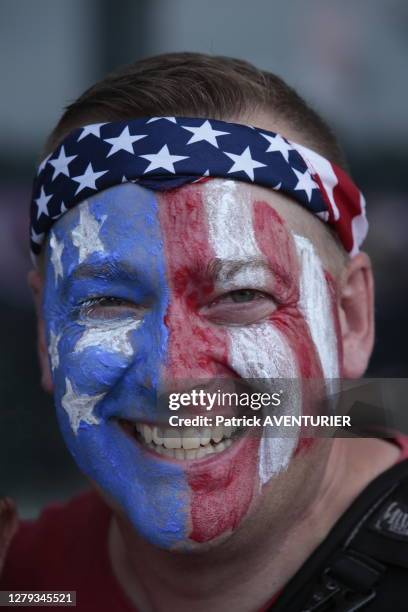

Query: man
[1,52,407,611]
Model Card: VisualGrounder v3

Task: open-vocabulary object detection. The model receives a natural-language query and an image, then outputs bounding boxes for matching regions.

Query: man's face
[41,179,340,549]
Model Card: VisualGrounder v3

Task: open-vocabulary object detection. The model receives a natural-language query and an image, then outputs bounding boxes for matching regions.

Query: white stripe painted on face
[203,180,300,484]
[204,180,270,288]
[294,235,339,383]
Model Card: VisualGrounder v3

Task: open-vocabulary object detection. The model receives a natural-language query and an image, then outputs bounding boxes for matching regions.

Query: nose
[161,294,230,383]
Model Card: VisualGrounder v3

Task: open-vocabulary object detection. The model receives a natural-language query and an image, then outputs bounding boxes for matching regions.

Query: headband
[30,116,367,256]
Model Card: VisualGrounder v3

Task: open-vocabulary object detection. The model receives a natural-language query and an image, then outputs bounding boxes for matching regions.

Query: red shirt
[2,436,408,611]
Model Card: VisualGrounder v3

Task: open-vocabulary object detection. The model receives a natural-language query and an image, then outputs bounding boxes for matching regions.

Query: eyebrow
[67,257,282,289]
[69,259,136,281]
[204,258,274,282]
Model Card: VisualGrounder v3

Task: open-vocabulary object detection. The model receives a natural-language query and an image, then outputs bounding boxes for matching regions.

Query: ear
[338,252,375,378]
[27,269,53,394]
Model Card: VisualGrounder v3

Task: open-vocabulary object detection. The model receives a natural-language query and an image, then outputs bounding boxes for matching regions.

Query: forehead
[52,178,305,241]
[45,180,311,294]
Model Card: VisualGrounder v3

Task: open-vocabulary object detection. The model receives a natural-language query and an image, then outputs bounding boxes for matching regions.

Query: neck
[108,438,399,612]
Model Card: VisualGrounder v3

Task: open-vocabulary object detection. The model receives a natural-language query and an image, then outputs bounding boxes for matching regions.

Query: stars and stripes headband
[30,116,368,257]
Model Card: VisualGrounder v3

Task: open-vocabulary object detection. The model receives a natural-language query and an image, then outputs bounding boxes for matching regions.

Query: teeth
[152,426,163,445]
[163,428,181,449]
[211,426,224,443]
[182,427,200,450]
[132,423,239,460]
[200,427,211,446]
[143,425,153,444]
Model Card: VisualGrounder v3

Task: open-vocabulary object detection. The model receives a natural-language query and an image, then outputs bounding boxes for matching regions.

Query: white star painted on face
[61,378,103,435]
[48,330,61,371]
[37,153,51,175]
[140,145,189,174]
[71,202,107,263]
[181,120,229,147]
[71,163,108,195]
[293,168,319,202]
[48,146,77,181]
[104,126,147,157]
[77,123,106,141]
[49,232,64,283]
[260,133,294,162]
[146,117,177,124]
[224,146,266,181]
[35,187,52,220]
[75,318,141,358]
[31,228,44,245]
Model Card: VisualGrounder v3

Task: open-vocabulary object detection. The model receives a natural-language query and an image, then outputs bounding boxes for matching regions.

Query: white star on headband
[37,153,51,175]
[146,117,177,124]
[49,146,77,181]
[140,145,189,174]
[35,187,52,220]
[224,146,266,181]
[182,120,229,148]
[260,133,294,163]
[71,163,108,195]
[77,123,106,141]
[31,228,45,245]
[104,126,147,157]
[293,168,319,202]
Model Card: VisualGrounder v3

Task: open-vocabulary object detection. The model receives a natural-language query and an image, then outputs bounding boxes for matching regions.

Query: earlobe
[27,269,54,394]
[338,253,375,378]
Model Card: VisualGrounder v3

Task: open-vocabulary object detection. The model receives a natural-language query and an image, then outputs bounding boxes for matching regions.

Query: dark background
[1,0,407,518]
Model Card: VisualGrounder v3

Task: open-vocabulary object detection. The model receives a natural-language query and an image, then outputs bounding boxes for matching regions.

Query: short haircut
[44,52,348,170]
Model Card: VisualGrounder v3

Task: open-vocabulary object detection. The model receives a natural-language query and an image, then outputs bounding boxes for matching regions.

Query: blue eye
[227,289,259,303]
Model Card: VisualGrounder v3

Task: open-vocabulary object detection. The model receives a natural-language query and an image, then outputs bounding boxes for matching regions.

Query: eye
[201,289,277,325]
[223,289,260,303]
[78,296,147,321]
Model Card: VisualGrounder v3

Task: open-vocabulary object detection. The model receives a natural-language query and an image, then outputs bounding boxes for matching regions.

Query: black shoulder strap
[271,458,408,612]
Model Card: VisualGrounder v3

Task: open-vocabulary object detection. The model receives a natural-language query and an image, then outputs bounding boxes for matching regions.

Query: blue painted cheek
[42,185,191,548]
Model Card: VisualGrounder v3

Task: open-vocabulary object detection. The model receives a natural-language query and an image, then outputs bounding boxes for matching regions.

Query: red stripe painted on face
[158,184,260,543]
[252,201,327,454]
[158,185,229,380]
[187,436,259,543]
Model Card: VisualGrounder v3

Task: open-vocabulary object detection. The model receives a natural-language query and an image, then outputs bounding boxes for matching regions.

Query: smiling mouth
[118,420,245,460]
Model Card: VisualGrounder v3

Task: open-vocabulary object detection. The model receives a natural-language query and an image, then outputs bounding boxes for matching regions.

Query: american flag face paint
[42,179,340,548]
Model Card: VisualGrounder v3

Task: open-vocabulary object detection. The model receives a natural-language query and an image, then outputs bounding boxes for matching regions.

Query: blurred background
[1,0,407,518]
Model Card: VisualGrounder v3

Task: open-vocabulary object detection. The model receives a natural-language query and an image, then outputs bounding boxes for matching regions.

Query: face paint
[71,203,107,263]
[294,234,340,383]
[49,233,64,283]
[44,185,189,548]
[43,180,340,549]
